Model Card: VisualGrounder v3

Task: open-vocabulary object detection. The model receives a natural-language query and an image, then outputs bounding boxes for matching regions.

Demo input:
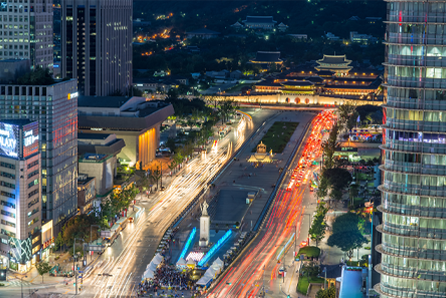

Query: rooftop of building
[78,96,132,108]
[317,54,352,65]
[256,80,282,87]
[0,119,34,126]
[78,103,175,131]
[251,51,282,63]
[79,153,111,163]
[78,133,112,140]
[77,133,126,155]
[281,80,315,87]
[243,16,277,23]
[186,28,220,35]
[78,174,96,185]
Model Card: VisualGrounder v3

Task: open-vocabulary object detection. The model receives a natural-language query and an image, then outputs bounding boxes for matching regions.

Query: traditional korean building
[277,22,288,32]
[280,80,316,95]
[315,55,353,76]
[249,51,283,70]
[242,16,277,29]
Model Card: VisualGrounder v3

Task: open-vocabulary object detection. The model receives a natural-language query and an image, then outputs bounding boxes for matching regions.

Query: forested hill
[133,0,386,39]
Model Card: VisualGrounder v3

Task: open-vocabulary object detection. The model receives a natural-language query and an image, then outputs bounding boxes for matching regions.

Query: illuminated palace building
[0,78,79,234]
[78,96,174,170]
[254,54,382,99]
[375,1,446,297]
[0,120,41,273]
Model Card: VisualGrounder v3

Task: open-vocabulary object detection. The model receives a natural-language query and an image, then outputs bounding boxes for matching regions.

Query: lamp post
[90,225,100,264]
[73,238,84,295]
[20,275,27,298]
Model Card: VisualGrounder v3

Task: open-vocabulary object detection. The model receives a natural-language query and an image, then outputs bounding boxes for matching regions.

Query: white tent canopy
[211,263,222,274]
[212,257,224,268]
[187,259,196,266]
[204,268,216,279]
[143,269,155,279]
[176,258,187,266]
[146,261,157,272]
[196,275,212,286]
[152,253,164,265]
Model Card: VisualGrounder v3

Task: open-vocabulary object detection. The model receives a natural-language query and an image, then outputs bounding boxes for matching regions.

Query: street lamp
[89,225,100,264]
[73,238,84,295]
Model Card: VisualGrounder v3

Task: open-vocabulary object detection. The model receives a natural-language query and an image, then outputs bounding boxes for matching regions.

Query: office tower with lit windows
[60,0,132,96]
[0,0,53,70]
[0,77,78,232]
[376,1,446,297]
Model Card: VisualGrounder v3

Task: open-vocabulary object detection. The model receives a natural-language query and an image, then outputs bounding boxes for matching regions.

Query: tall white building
[0,0,53,70]
[61,0,132,96]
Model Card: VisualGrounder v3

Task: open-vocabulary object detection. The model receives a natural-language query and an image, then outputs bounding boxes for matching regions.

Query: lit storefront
[41,220,54,261]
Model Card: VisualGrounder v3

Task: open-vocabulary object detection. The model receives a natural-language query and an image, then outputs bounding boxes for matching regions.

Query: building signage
[23,121,39,158]
[68,92,79,100]
[0,123,19,159]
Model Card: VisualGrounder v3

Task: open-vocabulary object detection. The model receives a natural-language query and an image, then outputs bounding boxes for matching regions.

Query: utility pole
[73,238,84,295]
[90,225,100,264]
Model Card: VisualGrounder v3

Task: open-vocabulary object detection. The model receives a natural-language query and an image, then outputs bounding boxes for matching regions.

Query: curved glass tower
[376,1,446,297]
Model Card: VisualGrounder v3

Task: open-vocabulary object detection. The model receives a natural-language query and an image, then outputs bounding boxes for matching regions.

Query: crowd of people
[137,264,198,297]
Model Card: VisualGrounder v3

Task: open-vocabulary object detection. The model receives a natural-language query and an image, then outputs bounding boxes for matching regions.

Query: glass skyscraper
[376,1,446,297]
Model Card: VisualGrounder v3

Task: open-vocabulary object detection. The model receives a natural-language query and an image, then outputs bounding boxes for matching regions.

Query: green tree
[326,231,367,260]
[327,213,368,260]
[168,160,177,176]
[322,168,352,201]
[301,262,320,283]
[36,261,52,284]
[309,204,328,247]
[316,286,336,298]
[149,165,163,190]
[54,232,64,251]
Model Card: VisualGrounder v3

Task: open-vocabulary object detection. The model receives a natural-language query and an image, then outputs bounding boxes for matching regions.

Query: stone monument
[199,200,210,247]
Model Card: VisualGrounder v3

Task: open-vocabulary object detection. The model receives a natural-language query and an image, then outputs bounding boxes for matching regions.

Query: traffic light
[226,282,232,285]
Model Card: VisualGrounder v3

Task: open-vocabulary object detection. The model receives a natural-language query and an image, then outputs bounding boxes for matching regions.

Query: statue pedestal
[200,215,210,247]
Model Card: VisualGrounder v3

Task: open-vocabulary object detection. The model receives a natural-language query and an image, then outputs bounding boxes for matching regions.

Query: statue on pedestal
[199,200,210,247]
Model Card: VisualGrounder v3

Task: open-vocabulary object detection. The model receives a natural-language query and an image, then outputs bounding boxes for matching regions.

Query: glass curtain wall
[377,0,446,297]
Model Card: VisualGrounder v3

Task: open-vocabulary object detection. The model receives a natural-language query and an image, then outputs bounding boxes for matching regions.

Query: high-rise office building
[0,78,78,232]
[376,1,446,297]
[0,0,53,70]
[0,119,41,273]
[60,0,132,96]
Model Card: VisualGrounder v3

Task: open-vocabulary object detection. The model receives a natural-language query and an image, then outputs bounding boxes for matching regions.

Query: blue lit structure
[198,230,232,267]
[277,233,294,260]
[178,228,196,262]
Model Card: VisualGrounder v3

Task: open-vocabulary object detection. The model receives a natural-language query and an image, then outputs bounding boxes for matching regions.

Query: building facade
[61,0,132,96]
[0,79,78,231]
[77,96,174,170]
[0,0,53,70]
[376,1,446,297]
[0,120,41,273]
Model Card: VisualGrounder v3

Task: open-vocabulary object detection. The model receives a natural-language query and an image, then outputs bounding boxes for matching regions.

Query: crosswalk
[6,280,33,286]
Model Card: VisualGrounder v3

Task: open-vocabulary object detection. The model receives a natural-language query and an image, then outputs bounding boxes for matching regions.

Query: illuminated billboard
[0,122,19,159]
[23,122,39,158]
